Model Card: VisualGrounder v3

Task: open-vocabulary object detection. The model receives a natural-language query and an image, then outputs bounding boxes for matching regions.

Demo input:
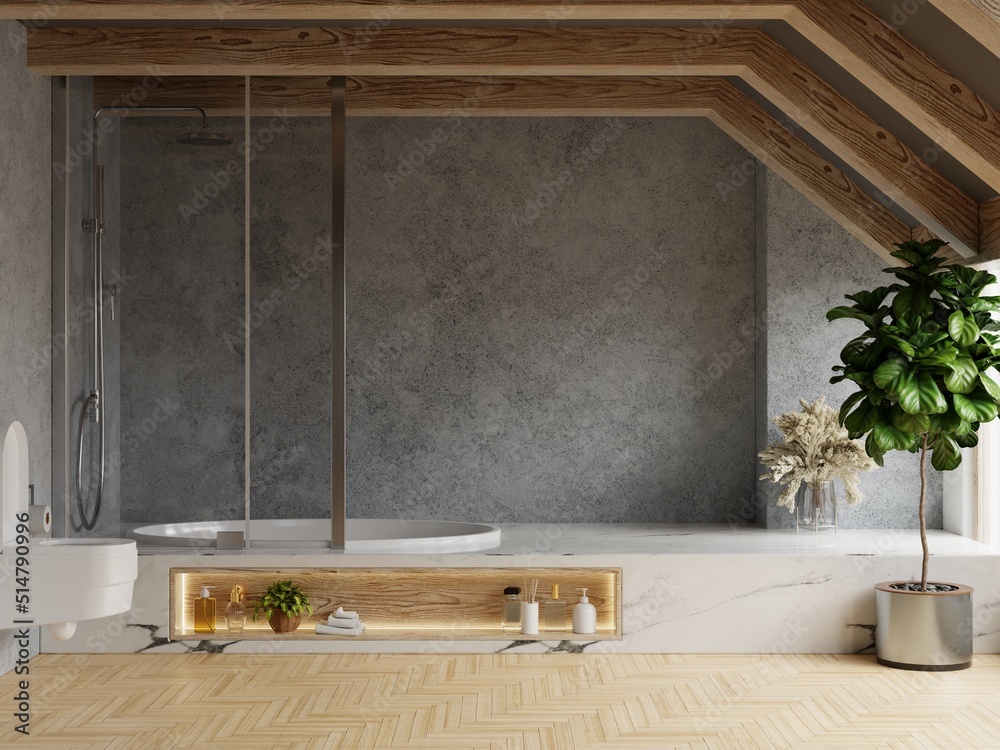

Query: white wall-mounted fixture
[0,421,138,641]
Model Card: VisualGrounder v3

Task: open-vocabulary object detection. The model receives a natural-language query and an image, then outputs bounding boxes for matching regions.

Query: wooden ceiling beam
[92,73,910,265]
[925,1,1000,60]
[79,25,979,257]
[20,0,1000,193]
[0,1,798,22]
[789,0,1000,197]
[978,195,1000,266]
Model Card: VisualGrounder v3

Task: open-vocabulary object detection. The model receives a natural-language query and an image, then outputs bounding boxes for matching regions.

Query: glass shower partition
[55,77,250,545]
[247,77,336,546]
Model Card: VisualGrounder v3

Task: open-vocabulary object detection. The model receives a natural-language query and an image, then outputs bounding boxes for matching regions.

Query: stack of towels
[315,607,366,636]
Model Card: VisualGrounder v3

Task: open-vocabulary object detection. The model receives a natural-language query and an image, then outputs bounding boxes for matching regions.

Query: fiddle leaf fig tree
[828,240,1000,590]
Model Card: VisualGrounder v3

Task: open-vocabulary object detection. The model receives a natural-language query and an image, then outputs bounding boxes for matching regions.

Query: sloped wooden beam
[745,33,977,257]
[706,84,909,266]
[92,73,910,264]
[979,195,1000,266]
[926,1,1000,59]
[76,26,979,256]
[790,1,1000,197]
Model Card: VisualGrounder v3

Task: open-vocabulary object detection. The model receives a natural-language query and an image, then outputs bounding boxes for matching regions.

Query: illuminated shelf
[170,627,621,642]
[170,567,621,642]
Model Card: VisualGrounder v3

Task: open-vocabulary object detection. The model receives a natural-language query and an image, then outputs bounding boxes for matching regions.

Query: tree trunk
[920,434,929,591]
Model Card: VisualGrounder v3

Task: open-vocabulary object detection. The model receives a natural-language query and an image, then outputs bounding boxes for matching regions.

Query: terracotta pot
[268,611,302,634]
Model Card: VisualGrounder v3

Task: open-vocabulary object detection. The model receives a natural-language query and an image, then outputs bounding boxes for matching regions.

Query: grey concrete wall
[757,168,942,529]
[0,20,48,672]
[119,119,246,524]
[119,116,758,524]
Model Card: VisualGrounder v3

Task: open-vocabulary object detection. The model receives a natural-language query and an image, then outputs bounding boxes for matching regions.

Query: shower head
[176,129,234,147]
[93,105,232,147]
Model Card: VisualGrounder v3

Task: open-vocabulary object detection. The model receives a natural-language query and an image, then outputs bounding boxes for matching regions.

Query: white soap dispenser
[572,588,597,635]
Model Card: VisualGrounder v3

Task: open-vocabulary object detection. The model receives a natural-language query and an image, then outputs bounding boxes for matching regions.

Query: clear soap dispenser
[544,584,567,632]
[225,584,247,634]
[194,586,217,634]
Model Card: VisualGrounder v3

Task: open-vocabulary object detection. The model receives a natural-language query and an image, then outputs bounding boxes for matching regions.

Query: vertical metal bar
[51,76,71,539]
[331,76,347,550]
[244,76,252,549]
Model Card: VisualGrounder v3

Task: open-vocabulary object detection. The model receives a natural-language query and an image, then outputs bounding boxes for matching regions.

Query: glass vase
[796,481,837,533]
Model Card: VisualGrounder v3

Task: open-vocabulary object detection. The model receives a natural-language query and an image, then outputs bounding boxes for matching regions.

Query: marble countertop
[128,523,1000,557]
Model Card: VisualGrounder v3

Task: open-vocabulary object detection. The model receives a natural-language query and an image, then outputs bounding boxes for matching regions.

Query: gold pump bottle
[194,586,217,634]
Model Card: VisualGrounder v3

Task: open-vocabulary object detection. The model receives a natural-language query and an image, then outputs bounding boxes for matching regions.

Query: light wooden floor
[2,653,1000,749]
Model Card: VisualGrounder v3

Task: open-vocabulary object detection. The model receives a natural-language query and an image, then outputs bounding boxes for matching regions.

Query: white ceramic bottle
[572,588,597,635]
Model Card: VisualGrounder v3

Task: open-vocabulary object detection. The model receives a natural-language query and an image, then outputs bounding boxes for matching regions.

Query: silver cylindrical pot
[875,582,973,671]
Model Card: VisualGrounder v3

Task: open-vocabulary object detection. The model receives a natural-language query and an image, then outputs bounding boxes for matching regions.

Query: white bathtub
[129,518,501,553]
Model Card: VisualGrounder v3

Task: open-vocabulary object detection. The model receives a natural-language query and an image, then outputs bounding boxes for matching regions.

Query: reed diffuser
[521,578,540,635]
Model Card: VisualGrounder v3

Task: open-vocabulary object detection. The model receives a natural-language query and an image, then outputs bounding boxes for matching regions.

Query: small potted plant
[827,239,1000,670]
[253,580,313,634]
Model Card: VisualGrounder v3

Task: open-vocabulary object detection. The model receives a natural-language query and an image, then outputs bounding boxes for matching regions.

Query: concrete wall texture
[112,115,942,528]
[0,20,48,672]
[758,168,941,529]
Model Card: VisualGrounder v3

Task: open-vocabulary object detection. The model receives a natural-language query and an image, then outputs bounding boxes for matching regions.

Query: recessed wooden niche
[169,567,621,641]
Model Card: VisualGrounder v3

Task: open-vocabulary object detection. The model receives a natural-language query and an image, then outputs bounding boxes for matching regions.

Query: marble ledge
[41,525,1000,657]
[129,523,1000,559]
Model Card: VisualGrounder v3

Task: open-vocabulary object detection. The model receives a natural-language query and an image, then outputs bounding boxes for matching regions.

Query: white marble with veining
[42,525,1000,657]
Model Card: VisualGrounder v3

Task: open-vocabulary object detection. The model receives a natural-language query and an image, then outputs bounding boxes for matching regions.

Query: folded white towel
[326,615,361,627]
[335,607,359,619]
[316,622,365,637]
[326,615,362,629]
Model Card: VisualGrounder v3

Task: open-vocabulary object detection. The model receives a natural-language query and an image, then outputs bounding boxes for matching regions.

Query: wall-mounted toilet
[0,421,138,640]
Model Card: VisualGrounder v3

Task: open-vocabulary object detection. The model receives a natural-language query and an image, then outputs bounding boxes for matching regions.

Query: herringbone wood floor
[2,653,1000,749]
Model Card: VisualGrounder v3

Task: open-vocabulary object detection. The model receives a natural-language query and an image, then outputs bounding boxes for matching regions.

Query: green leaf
[838,391,868,424]
[884,335,916,357]
[980,372,1000,404]
[864,432,885,467]
[892,284,934,318]
[873,421,916,451]
[910,331,951,349]
[962,296,1000,313]
[898,370,949,415]
[827,306,875,326]
[944,356,979,394]
[845,400,879,437]
[873,359,909,395]
[931,434,962,472]
[949,310,981,347]
[957,431,980,449]
[891,408,930,435]
[953,391,999,422]
[916,346,958,366]
[928,409,963,433]
[841,337,873,368]
[845,287,891,314]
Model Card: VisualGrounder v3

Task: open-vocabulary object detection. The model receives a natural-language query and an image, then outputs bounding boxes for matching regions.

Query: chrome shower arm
[93,105,208,130]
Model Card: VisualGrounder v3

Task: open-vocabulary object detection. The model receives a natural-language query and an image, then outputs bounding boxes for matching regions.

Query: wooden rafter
[13,0,1000,192]
[93,74,910,264]
[37,27,980,257]
[926,1,1000,59]
[979,195,1000,265]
